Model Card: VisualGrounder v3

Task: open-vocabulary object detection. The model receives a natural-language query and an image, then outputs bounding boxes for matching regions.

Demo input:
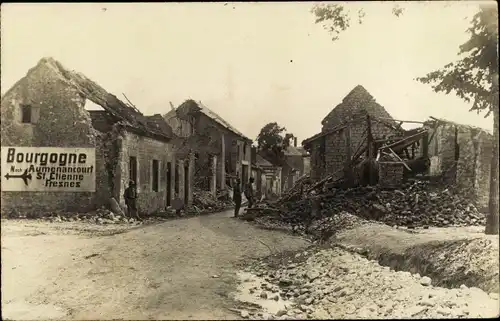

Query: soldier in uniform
[124,180,141,220]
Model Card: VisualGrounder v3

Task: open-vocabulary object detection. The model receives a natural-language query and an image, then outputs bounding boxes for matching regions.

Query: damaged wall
[165,102,251,191]
[303,155,311,177]
[427,122,493,211]
[0,60,108,217]
[310,118,395,182]
[119,131,183,215]
[378,162,404,188]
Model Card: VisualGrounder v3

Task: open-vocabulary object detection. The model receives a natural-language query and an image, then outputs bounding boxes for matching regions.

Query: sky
[1,1,495,143]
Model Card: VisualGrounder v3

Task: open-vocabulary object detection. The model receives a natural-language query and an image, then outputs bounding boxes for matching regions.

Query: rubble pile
[45,207,143,225]
[279,175,313,203]
[237,248,499,320]
[192,187,234,214]
[252,211,366,243]
[245,178,486,235]
[305,212,366,242]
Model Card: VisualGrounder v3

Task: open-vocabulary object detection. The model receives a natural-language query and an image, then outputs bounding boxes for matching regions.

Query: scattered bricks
[246,177,486,240]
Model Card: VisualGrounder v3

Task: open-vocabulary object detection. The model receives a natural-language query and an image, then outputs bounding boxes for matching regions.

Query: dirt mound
[335,224,499,294]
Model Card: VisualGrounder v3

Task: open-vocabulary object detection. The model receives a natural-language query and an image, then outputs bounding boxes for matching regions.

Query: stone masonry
[378,162,404,188]
[426,121,493,211]
[1,58,180,217]
[1,58,107,217]
[322,121,394,181]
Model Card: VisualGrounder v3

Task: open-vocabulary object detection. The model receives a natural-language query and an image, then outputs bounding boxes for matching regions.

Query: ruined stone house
[251,147,282,198]
[303,85,401,183]
[282,137,310,191]
[164,99,252,196]
[424,117,493,211]
[1,57,190,216]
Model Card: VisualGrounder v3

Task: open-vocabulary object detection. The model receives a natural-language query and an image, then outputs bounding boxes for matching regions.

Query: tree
[311,3,499,234]
[311,3,405,41]
[416,5,499,235]
[256,122,294,166]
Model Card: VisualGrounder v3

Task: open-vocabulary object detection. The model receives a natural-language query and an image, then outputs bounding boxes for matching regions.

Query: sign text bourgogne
[1,147,96,192]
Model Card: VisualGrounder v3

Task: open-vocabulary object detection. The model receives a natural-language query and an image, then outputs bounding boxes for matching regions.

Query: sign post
[1,147,96,192]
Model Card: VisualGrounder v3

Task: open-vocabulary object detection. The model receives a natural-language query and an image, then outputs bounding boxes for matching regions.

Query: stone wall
[194,113,251,188]
[427,122,493,210]
[119,131,184,215]
[303,156,311,177]
[310,139,325,181]
[378,162,404,188]
[0,61,106,217]
[311,119,395,182]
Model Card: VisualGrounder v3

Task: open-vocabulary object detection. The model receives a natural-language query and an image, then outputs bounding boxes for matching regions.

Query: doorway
[175,161,180,196]
[129,156,137,186]
[166,162,172,207]
[242,164,249,184]
[184,160,189,205]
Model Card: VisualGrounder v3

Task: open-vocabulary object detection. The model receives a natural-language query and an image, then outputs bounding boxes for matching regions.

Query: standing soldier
[124,180,141,220]
[245,177,255,209]
[233,177,242,217]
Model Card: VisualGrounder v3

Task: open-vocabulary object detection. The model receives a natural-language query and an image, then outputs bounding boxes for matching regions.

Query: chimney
[294,137,297,147]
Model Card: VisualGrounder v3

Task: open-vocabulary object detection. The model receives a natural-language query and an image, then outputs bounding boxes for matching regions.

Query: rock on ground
[239,247,499,320]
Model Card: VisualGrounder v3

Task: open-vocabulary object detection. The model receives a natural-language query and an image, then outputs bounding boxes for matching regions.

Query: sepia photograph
[1,1,499,320]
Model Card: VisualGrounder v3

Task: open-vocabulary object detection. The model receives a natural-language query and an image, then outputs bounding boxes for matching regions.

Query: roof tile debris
[24,57,174,141]
[170,99,252,142]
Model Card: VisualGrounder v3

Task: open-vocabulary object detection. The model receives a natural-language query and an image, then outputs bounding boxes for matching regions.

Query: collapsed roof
[6,57,173,141]
[166,99,252,142]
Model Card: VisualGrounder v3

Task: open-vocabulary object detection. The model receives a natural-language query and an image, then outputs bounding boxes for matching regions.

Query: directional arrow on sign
[4,169,32,186]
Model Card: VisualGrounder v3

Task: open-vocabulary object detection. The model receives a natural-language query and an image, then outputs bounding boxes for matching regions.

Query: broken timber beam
[380,130,428,153]
[427,119,442,145]
[344,125,353,185]
[388,147,411,171]
[376,117,427,124]
[366,115,376,185]
[351,127,368,161]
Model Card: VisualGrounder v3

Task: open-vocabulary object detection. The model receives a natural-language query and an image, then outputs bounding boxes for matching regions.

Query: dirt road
[1,210,310,320]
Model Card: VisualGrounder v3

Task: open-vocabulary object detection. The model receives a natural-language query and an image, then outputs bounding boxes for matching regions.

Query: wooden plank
[351,129,368,161]
[345,125,353,185]
[379,161,408,164]
[381,130,428,152]
[376,117,427,124]
[427,120,442,145]
[351,145,367,164]
[345,125,352,162]
[367,115,375,185]
[422,131,429,158]
[367,115,374,158]
[388,147,411,171]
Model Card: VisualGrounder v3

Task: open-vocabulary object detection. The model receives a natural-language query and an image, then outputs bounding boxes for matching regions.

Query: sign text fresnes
[1,147,96,192]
